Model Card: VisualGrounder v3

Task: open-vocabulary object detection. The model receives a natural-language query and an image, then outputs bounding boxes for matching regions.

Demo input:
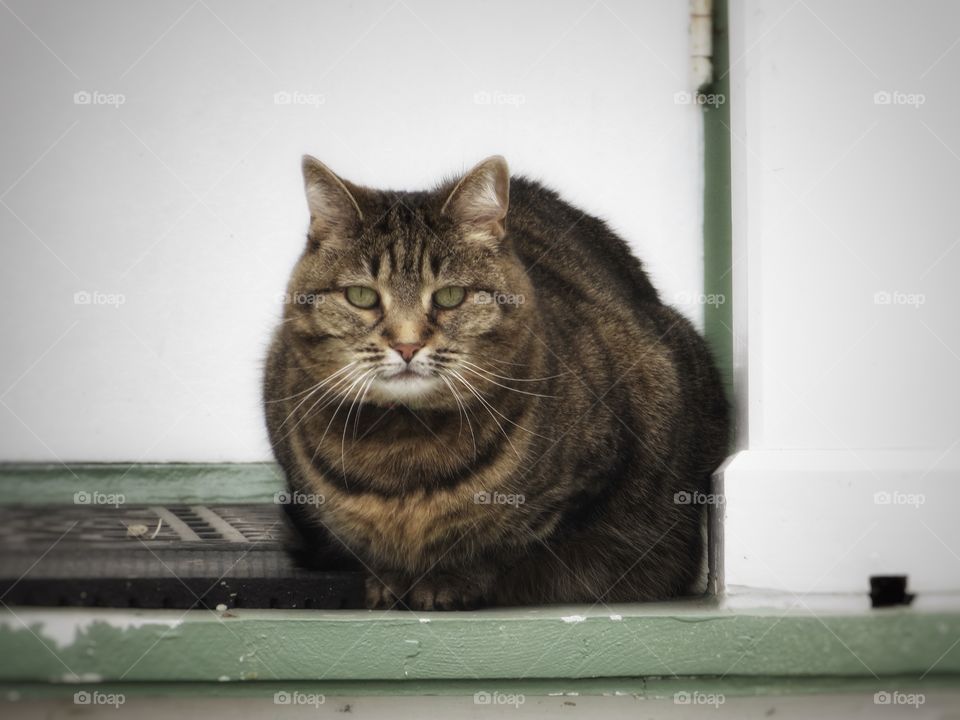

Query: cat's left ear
[441,156,510,243]
[302,155,363,247]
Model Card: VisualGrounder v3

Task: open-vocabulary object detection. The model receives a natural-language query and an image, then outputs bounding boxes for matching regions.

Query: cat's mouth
[382,368,426,381]
[370,369,440,404]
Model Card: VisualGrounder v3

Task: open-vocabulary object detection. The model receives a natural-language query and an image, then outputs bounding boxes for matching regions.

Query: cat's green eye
[433,286,466,309]
[345,286,379,309]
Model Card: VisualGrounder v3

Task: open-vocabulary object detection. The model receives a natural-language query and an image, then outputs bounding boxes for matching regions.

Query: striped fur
[264,156,729,609]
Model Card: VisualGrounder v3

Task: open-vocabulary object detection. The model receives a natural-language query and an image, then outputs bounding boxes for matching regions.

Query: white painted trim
[723,0,960,598]
[718,449,960,594]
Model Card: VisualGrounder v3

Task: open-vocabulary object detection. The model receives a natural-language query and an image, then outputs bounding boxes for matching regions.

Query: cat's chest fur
[306,474,494,571]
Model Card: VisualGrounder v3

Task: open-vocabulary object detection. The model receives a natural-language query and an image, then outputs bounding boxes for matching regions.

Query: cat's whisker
[455,384,483,462]
[452,350,532,368]
[352,373,377,442]
[270,361,358,408]
[275,363,358,431]
[449,369,553,442]
[438,371,477,459]
[312,369,376,483]
[442,373,465,440]
[301,367,374,424]
[282,366,363,426]
[448,370,523,458]
[459,357,571,383]
[273,367,355,410]
[341,371,377,477]
[276,366,367,442]
[456,364,557,398]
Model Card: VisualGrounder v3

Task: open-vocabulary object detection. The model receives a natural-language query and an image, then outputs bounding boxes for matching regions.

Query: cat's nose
[391,342,424,363]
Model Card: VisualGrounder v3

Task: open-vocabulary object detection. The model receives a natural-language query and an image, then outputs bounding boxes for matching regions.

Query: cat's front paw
[406,572,488,611]
[364,572,409,609]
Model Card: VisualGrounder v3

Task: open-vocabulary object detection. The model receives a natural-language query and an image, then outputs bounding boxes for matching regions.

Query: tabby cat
[263,155,729,609]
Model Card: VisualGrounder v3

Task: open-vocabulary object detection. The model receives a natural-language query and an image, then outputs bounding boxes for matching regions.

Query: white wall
[0,0,705,462]
[722,0,960,594]
[730,0,960,452]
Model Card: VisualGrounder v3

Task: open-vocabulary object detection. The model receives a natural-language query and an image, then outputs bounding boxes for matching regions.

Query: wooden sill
[0,464,958,688]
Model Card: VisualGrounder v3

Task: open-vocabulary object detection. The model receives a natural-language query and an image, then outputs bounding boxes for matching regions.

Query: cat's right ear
[441,156,510,246]
[301,155,363,247]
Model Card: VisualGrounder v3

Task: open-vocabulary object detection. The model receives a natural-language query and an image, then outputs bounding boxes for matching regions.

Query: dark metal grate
[0,504,365,609]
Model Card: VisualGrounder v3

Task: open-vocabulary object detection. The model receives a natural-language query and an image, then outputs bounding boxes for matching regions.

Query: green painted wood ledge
[2,603,960,685]
[0,463,959,693]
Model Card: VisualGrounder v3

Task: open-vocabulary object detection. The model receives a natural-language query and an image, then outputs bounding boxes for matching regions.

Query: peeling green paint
[2,605,959,684]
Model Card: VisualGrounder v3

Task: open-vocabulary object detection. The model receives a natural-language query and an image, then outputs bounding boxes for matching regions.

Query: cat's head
[283,155,535,409]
